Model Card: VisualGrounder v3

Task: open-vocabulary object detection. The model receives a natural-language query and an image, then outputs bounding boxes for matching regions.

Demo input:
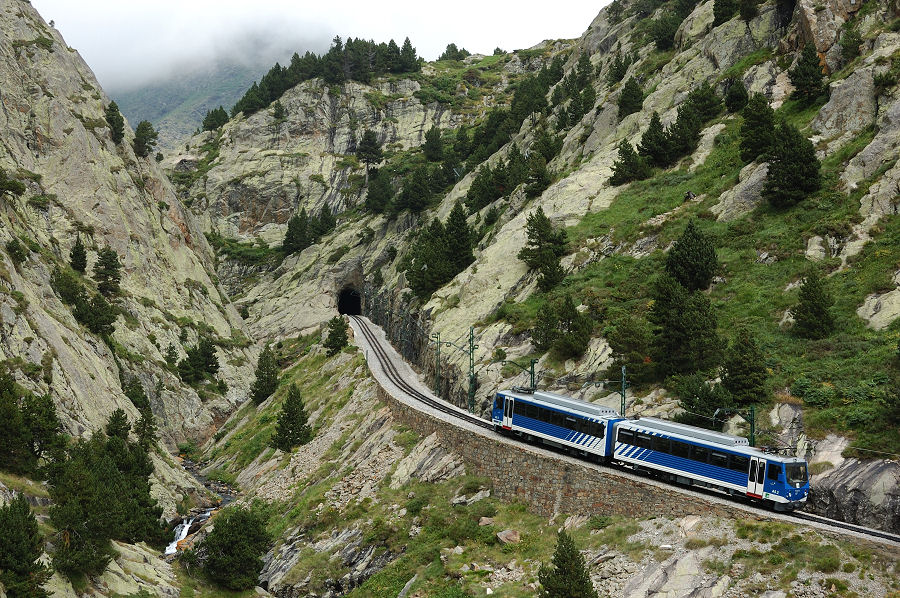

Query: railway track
[350,315,900,547]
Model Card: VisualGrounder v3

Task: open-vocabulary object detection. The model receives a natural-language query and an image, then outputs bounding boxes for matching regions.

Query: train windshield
[785,463,808,487]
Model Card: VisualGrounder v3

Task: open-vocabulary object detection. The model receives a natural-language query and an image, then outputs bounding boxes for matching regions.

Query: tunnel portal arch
[337,286,362,315]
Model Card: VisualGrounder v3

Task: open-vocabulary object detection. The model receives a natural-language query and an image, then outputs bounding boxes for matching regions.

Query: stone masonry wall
[375,386,759,522]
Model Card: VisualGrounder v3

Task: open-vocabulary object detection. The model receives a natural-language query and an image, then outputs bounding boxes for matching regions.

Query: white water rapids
[164,516,196,555]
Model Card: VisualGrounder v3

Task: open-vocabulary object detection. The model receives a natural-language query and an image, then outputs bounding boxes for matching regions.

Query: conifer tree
[106,408,130,440]
[739,93,776,162]
[324,316,349,356]
[525,153,551,198]
[617,77,643,120]
[93,246,121,296]
[74,292,117,336]
[713,0,738,25]
[840,27,862,63]
[686,81,723,122]
[739,0,759,24]
[356,129,383,171]
[673,373,732,428]
[0,373,33,475]
[638,112,673,168]
[399,37,419,72]
[70,235,87,273]
[518,206,566,270]
[554,294,594,359]
[444,201,474,273]
[0,495,51,598]
[762,122,821,208]
[250,344,279,404]
[665,220,718,291]
[650,275,719,377]
[650,14,681,51]
[105,101,125,144]
[789,44,824,104]
[666,101,702,157]
[21,393,62,464]
[270,384,312,452]
[606,51,631,86]
[604,314,656,384]
[724,78,749,112]
[610,141,651,185]
[134,408,158,450]
[538,529,597,598]
[132,121,158,158]
[532,303,559,351]
[283,211,309,254]
[721,327,768,406]
[165,344,179,369]
[365,169,393,213]
[792,268,834,339]
[423,126,443,161]
[202,106,229,131]
[200,506,271,591]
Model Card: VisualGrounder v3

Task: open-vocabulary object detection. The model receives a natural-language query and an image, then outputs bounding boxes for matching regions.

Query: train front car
[612,417,809,511]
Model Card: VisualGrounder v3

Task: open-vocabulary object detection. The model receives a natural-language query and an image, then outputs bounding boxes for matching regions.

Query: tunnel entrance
[337,286,362,315]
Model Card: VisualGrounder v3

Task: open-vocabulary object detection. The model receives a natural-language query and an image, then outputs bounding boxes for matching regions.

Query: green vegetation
[270,384,312,452]
[92,246,121,296]
[132,120,159,157]
[198,506,271,590]
[104,101,125,144]
[0,494,51,598]
[538,530,597,598]
[324,317,349,356]
[250,344,280,404]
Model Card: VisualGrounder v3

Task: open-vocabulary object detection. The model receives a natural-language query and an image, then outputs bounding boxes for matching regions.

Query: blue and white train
[492,388,809,510]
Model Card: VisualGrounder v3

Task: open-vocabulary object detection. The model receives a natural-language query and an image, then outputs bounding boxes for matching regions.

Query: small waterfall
[165,516,196,555]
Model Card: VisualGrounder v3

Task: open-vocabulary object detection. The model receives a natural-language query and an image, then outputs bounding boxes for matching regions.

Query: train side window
[692,446,709,463]
[595,422,605,439]
[618,429,635,445]
[494,395,503,410]
[768,463,782,481]
[652,436,670,453]
[710,451,728,469]
[636,434,652,449]
[672,441,690,458]
[730,455,749,472]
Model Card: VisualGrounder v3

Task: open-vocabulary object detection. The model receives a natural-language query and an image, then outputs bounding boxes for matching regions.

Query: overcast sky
[30,1,608,91]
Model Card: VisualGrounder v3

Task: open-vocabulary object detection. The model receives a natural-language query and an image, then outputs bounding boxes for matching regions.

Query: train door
[502,396,514,430]
[747,457,766,498]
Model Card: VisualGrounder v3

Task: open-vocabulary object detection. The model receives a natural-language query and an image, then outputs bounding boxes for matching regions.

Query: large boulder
[710,162,769,221]
[811,68,877,150]
[808,457,900,533]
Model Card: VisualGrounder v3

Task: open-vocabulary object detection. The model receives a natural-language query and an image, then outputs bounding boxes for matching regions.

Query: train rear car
[492,389,622,459]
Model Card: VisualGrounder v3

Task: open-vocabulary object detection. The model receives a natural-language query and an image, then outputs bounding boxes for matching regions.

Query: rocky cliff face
[0,0,259,514]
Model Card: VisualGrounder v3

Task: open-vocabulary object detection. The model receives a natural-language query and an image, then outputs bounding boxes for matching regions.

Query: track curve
[351,315,900,547]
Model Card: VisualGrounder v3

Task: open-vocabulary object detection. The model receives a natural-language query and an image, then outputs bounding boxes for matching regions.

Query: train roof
[500,388,620,419]
[619,417,750,447]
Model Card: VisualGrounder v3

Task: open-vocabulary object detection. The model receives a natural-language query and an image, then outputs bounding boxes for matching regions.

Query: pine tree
[283,211,309,254]
[650,275,720,377]
[538,529,597,598]
[444,201,474,273]
[106,408,130,440]
[365,169,393,213]
[105,101,125,144]
[202,106,229,131]
[739,93,776,162]
[250,344,279,404]
[537,250,566,292]
[20,393,62,464]
[423,126,443,162]
[134,408,158,450]
[74,292,117,336]
[739,0,759,23]
[0,495,51,598]
[132,121,158,158]
[762,122,821,208]
[789,44,824,104]
[93,246,121,296]
[532,303,559,351]
[713,0,738,25]
[0,373,33,475]
[638,112,674,168]
[165,344,179,369]
[356,129,383,171]
[270,384,312,452]
[617,77,643,120]
[721,327,768,406]
[399,37,419,72]
[200,506,271,591]
[686,81,723,122]
[650,14,681,51]
[666,101,702,157]
[792,269,834,339]
[518,207,567,271]
[840,27,862,63]
[672,373,732,429]
[724,78,749,112]
[610,141,651,185]
[70,236,87,273]
[525,153,551,198]
[665,220,718,291]
[324,316,348,356]
[604,314,656,384]
[554,294,594,359]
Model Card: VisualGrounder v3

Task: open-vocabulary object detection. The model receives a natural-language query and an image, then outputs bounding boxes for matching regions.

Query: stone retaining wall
[376,386,758,521]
